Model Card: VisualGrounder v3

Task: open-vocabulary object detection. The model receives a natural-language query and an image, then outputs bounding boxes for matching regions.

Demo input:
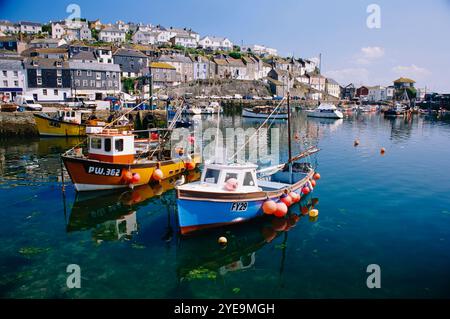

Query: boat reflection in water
[66,170,201,242]
[176,197,319,282]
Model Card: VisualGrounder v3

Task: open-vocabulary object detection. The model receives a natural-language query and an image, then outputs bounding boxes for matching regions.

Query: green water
[1,112,450,298]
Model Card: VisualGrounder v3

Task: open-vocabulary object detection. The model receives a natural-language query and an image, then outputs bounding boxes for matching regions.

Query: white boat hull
[307,110,343,119]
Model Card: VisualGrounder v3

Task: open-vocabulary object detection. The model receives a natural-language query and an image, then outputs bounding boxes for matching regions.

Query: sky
[1,0,450,92]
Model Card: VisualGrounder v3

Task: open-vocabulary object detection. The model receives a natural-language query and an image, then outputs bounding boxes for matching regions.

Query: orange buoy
[124,171,133,183]
[310,179,317,188]
[302,187,311,195]
[289,192,299,203]
[185,162,196,171]
[262,200,277,215]
[313,173,321,180]
[224,178,238,191]
[131,173,141,184]
[274,202,288,218]
[280,194,293,207]
[380,147,386,155]
[152,169,164,181]
[218,237,228,245]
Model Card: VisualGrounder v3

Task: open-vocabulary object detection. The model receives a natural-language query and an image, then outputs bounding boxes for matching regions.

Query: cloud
[325,68,370,85]
[355,46,385,65]
[392,64,431,79]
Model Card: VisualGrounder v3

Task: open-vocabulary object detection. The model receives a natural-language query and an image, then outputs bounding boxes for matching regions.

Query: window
[87,70,92,77]
[56,61,62,67]
[14,80,18,86]
[106,72,110,78]
[76,70,82,76]
[2,70,7,76]
[204,169,220,184]
[74,79,80,86]
[104,138,111,152]
[115,139,124,152]
[96,72,101,80]
[108,59,112,64]
[243,172,255,186]
[96,81,101,88]
[99,59,104,63]
[54,89,58,95]
[43,89,47,95]
[13,71,18,77]
[57,78,62,86]
[57,69,62,76]
[83,80,88,86]
[37,77,42,85]
[90,138,102,149]
[90,80,95,87]
[107,81,112,87]
[225,173,238,182]
[114,81,118,87]
[3,80,7,86]
[112,72,116,78]
[36,69,42,76]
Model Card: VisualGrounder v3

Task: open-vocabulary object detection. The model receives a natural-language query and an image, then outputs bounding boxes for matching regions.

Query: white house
[242,44,278,57]
[198,36,233,51]
[169,35,197,48]
[0,58,25,102]
[99,27,126,43]
[132,30,156,45]
[326,78,340,98]
[368,85,387,102]
[192,55,211,80]
[0,21,20,34]
[116,21,130,32]
[51,20,91,41]
[167,27,200,43]
[19,22,42,34]
[29,38,67,49]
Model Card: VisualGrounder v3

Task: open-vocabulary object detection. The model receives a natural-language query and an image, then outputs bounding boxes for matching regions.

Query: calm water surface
[1,112,450,298]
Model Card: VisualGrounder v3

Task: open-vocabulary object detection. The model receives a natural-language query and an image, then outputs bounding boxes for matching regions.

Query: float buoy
[151,132,159,140]
[187,135,195,144]
[218,237,228,245]
[302,187,311,195]
[131,173,141,184]
[289,192,299,203]
[309,209,319,217]
[262,200,277,215]
[185,162,196,171]
[274,202,288,218]
[354,139,360,146]
[280,194,293,207]
[313,173,321,180]
[310,179,317,188]
[152,169,164,181]
[224,178,238,191]
[380,147,386,155]
[124,171,133,183]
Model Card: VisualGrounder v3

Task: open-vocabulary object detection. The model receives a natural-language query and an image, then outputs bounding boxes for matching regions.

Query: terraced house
[113,48,149,78]
[149,62,177,88]
[69,53,121,100]
[24,58,71,102]
[0,57,25,102]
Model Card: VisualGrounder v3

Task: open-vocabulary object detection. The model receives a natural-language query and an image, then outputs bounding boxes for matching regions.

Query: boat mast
[287,91,292,162]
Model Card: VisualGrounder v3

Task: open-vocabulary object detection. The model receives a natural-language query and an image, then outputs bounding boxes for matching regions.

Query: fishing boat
[306,103,343,119]
[242,106,288,119]
[384,102,406,117]
[34,108,132,137]
[62,128,200,192]
[176,94,320,234]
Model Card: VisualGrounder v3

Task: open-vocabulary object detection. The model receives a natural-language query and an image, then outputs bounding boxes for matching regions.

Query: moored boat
[306,103,343,119]
[384,103,406,117]
[62,129,200,192]
[242,106,288,119]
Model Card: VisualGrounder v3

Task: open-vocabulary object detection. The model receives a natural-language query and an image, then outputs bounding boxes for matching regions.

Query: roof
[68,61,121,72]
[226,57,245,67]
[150,62,176,70]
[213,58,228,66]
[19,21,42,27]
[24,58,69,69]
[158,54,192,63]
[113,48,148,58]
[201,36,228,42]
[394,77,415,83]
[71,51,96,61]
[0,58,23,70]
[0,36,17,42]
[326,78,339,85]
[100,27,125,33]
[30,38,63,44]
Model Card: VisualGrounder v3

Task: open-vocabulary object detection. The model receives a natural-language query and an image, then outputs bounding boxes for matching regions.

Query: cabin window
[225,173,238,182]
[90,138,102,149]
[204,169,220,184]
[104,138,112,152]
[243,172,255,186]
[115,139,124,152]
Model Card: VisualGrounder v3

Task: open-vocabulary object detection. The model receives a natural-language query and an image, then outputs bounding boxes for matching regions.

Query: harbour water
[1,112,450,298]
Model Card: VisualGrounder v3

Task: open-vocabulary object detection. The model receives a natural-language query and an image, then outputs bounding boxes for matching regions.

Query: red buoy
[310,179,317,188]
[290,192,300,203]
[280,195,293,207]
[274,202,288,218]
[152,169,164,181]
[313,173,321,180]
[262,200,277,215]
[124,171,133,183]
[301,206,309,215]
[131,173,141,184]
[302,187,311,195]
[185,162,196,171]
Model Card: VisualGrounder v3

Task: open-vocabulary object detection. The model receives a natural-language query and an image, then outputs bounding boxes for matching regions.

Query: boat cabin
[58,109,83,124]
[316,104,337,113]
[87,130,136,164]
[200,163,260,192]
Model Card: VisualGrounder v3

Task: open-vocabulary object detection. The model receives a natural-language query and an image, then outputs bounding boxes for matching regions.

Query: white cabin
[88,130,136,164]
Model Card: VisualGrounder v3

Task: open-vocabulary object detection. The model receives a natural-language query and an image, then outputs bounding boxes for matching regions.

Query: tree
[126,31,133,42]
[122,77,137,94]
[229,51,242,59]
[91,28,99,41]
[42,24,52,35]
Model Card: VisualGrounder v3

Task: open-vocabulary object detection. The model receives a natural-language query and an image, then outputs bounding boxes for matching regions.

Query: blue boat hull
[177,199,266,234]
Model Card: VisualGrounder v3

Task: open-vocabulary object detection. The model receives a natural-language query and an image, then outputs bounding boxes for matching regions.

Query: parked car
[210,95,220,100]
[63,97,85,108]
[14,95,43,111]
[273,96,283,101]
[234,94,243,99]
[252,95,262,100]
[243,95,253,100]
[222,95,233,100]
[263,96,273,100]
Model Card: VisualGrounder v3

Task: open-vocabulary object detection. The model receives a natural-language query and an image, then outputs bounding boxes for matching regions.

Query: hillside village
[0,18,443,106]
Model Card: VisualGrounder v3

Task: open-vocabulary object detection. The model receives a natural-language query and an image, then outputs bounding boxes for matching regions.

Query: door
[33,94,38,101]
[63,92,67,100]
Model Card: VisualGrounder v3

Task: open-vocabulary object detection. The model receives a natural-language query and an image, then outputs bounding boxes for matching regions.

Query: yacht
[307,103,343,119]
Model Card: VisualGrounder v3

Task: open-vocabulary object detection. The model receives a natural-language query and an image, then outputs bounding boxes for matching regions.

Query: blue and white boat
[176,93,319,235]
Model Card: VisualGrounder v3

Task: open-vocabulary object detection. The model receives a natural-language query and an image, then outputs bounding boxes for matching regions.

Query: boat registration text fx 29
[231,202,248,212]
[86,166,122,177]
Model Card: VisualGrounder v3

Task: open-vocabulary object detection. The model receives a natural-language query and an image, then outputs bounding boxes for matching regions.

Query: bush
[229,51,242,59]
